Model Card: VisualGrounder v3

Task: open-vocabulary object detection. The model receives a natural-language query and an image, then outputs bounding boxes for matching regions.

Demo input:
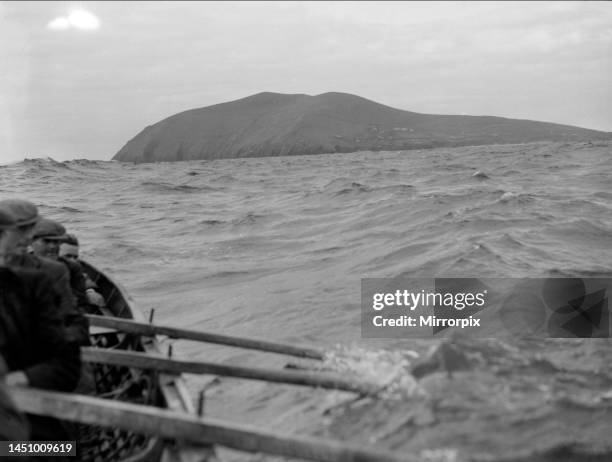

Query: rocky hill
[113,92,611,162]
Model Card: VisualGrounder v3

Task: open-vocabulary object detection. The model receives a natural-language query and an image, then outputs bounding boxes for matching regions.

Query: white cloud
[47,9,100,31]
[47,17,71,30]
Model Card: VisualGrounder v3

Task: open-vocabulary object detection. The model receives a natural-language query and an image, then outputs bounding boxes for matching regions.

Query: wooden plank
[81,347,377,395]
[10,387,414,462]
[86,314,326,360]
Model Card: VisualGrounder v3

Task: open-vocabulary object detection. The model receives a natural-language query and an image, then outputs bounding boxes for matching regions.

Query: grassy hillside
[113,92,611,162]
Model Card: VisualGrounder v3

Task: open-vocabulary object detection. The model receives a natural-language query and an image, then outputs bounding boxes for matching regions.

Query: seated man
[0,215,30,444]
[0,200,89,346]
[60,233,106,309]
[30,217,66,260]
[30,218,98,397]
[59,233,79,261]
[0,206,80,442]
[32,218,89,309]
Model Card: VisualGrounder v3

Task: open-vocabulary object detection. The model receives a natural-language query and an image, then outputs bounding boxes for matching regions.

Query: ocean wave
[369,168,402,179]
[550,218,612,240]
[199,219,226,226]
[231,212,270,226]
[109,241,150,257]
[443,241,514,276]
[495,232,528,249]
[64,159,106,168]
[498,191,535,204]
[471,170,490,180]
[371,184,415,196]
[364,241,440,272]
[335,182,372,195]
[211,174,237,182]
[22,157,69,167]
[140,181,218,193]
[43,205,83,214]
[18,157,72,174]
[202,269,256,280]
[440,163,470,170]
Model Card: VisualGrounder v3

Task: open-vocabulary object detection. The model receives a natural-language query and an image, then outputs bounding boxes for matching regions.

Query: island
[113,92,611,163]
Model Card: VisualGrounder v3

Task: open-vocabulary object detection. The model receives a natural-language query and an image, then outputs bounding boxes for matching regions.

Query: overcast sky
[1,1,611,164]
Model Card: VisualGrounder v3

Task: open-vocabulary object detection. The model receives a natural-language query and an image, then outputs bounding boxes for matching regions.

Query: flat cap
[0,199,39,227]
[0,209,16,231]
[32,217,66,240]
[62,233,79,246]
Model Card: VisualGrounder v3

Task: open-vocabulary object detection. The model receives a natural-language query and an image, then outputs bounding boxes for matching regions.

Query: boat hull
[80,260,210,462]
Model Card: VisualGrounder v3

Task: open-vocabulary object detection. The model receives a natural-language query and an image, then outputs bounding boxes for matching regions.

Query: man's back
[6,252,90,345]
[0,266,81,391]
[0,265,81,446]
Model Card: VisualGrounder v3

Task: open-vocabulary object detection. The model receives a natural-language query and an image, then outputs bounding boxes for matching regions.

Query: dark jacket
[0,266,81,391]
[7,253,90,345]
[0,267,81,448]
[58,256,93,312]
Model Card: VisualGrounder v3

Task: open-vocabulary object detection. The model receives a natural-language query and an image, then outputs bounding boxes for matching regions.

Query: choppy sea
[2,140,612,461]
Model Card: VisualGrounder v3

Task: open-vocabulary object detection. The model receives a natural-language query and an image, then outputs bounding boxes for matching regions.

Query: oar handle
[86,314,326,360]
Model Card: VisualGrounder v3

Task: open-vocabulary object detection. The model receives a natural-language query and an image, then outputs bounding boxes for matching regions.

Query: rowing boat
[9,261,411,462]
[79,260,212,462]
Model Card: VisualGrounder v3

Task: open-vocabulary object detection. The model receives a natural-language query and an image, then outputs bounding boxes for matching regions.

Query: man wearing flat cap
[0,198,38,248]
[59,233,79,260]
[0,205,80,442]
[0,212,28,438]
[31,217,68,259]
[31,217,92,340]
[0,199,89,346]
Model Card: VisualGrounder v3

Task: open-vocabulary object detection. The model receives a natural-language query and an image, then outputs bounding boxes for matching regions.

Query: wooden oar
[10,387,414,462]
[82,347,377,395]
[86,314,325,360]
